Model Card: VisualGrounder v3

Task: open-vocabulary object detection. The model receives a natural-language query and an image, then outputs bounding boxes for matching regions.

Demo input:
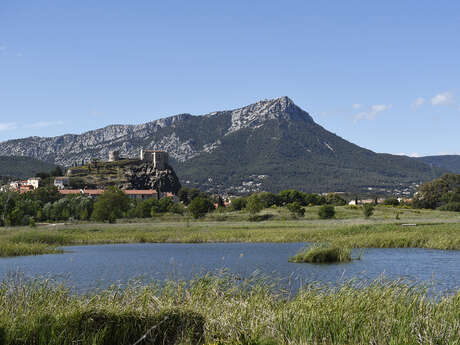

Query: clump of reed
[289,243,352,263]
[0,242,63,257]
[0,275,458,345]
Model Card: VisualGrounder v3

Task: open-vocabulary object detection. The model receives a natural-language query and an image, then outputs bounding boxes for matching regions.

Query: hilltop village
[3,149,182,200]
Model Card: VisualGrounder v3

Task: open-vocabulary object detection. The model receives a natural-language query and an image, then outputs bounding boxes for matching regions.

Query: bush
[325,193,347,206]
[188,197,214,219]
[318,205,335,219]
[286,202,305,217]
[362,204,375,218]
[438,202,460,212]
[91,187,130,222]
[383,198,400,206]
[230,197,247,211]
[245,195,264,215]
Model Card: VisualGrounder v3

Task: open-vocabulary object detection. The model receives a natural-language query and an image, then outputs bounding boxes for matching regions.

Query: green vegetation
[318,205,335,219]
[0,275,458,345]
[362,203,375,218]
[1,206,459,258]
[0,156,58,179]
[289,244,352,263]
[188,197,215,219]
[413,173,460,209]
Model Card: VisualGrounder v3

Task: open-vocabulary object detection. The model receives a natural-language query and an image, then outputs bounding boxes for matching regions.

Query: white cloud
[411,97,425,109]
[0,122,17,131]
[431,91,453,106]
[352,104,362,109]
[26,121,64,129]
[354,104,392,121]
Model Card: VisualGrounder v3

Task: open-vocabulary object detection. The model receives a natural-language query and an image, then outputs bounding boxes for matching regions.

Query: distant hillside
[0,97,445,194]
[0,156,57,179]
[417,155,460,174]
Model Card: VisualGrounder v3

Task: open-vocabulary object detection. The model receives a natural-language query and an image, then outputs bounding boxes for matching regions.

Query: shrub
[188,197,214,219]
[363,204,375,218]
[286,202,305,217]
[438,202,460,212]
[245,195,264,215]
[383,198,400,206]
[289,244,351,263]
[91,187,130,222]
[318,205,335,219]
[230,197,247,211]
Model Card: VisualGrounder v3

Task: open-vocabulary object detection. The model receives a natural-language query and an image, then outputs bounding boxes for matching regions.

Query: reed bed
[0,206,459,257]
[0,275,458,345]
[289,244,352,263]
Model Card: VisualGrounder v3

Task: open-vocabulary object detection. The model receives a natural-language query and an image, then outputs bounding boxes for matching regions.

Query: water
[0,243,458,294]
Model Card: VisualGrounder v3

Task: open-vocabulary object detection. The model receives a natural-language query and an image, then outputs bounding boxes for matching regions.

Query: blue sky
[1,0,459,156]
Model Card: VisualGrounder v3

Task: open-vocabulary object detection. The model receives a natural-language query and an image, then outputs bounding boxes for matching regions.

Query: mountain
[416,155,460,174]
[0,97,444,194]
[0,156,57,179]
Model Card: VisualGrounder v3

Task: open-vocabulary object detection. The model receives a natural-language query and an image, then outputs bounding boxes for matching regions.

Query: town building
[54,177,70,189]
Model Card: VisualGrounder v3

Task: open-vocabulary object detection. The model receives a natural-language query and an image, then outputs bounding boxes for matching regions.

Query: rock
[122,162,181,194]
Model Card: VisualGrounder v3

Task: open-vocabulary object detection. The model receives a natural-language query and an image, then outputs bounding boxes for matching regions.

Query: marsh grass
[0,275,458,345]
[289,244,352,263]
[0,206,459,257]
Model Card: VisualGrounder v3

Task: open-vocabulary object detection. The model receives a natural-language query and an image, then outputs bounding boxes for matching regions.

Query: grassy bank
[0,206,459,257]
[0,275,458,345]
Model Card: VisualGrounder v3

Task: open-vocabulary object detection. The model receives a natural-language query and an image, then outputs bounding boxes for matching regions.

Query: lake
[0,243,458,294]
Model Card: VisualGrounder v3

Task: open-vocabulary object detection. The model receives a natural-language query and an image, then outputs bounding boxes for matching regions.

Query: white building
[27,177,41,189]
[54,177,70,190]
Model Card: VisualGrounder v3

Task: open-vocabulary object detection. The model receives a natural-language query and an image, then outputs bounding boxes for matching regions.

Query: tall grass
[0,206,459,257]
[0,275,458,345]
[0,242,62,257]
[289,244,352,263]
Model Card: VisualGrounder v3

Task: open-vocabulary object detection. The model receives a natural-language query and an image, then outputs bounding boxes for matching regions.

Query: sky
[0,0,459,157]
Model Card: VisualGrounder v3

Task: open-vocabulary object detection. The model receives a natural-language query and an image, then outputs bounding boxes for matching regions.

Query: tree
[363,203,375,218]
[245,194,264,215]
[286,202,305,217]
[187,197,214,219]
[318,205,335,219]
[230,197,247,211]
[325,193,346,206]
[91,187,130,222]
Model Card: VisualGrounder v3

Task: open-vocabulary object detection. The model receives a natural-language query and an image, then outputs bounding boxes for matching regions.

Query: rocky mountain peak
[226,96,311,134]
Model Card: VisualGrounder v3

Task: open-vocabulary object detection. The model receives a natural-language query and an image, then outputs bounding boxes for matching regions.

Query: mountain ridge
[0,97,445,194]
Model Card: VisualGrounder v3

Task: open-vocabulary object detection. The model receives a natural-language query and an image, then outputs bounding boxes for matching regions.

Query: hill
[0,97,444,194]
[417,155,460,174]
[0,156,57,179]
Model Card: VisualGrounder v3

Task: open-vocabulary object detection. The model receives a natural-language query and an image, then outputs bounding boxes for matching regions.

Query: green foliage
[289,244,352,263]
[245,195,264,215]
[91,187,130,222]
[257,192,279,208]
[438,202,460,212]
[188,197,214,219]
[177,187,204,205]
[230,197,247,211]
[383,197,400,206]
[413,173,460,209]
[318,205,335,219]
[325,193,347,206]
[0,156,57,179]
[286,202,305,217]
[362,204,375,218]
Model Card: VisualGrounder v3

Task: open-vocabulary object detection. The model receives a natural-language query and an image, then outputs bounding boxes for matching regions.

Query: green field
[1,206,459,257]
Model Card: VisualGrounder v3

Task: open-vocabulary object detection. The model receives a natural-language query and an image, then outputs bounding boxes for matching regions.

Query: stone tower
[140,149,168,170]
